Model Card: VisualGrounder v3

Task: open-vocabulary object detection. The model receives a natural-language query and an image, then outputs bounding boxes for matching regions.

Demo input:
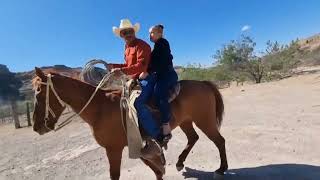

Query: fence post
[26,102,32,126]
[11,99,21,129]
[0,111,4,123]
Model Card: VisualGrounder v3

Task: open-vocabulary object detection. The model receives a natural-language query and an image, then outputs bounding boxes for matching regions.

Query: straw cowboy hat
[112,19,140,37]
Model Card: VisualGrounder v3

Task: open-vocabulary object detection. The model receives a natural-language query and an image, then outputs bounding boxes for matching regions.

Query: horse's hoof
[213,171,224,180]
[176,164,184,171]
[160,166,166,175]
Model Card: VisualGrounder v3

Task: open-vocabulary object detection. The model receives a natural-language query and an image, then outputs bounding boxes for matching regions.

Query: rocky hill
[16,65,82,100]
[15,33,320,100]
[298,33,320,51]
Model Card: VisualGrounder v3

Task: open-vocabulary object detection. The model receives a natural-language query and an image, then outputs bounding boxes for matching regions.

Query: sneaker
[163,133,172,142]
[160,134,172,150]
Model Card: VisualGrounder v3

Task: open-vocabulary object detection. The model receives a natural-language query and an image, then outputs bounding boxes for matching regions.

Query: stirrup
[141,139,162,160]
[161,134,172,150]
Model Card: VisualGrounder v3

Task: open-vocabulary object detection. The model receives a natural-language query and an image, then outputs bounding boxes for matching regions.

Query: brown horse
[32,67,228,180]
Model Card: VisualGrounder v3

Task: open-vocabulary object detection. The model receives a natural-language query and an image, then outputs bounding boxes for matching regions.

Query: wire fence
[0,101,34,124]
[0,101,73,126]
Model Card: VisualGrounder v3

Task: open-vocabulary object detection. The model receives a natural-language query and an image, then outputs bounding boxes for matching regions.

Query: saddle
[120,79,180,159]
[126,79,181,103]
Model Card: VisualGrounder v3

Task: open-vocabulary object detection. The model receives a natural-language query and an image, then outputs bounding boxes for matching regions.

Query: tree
[266,40,282,54]
[245,57,265,83]
[264,40,301,74]
[214,35,267,83]
[215,35,256,70]
[0,64,24,129]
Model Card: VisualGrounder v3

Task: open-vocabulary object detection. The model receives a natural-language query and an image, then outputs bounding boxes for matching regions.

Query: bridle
[34,72,121,131]
[34,74,66,131]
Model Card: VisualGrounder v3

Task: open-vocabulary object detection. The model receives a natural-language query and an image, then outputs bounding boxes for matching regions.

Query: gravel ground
[1,72,320,180]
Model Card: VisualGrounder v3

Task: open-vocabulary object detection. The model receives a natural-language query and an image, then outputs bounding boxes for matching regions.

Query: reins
[36,72,124,131]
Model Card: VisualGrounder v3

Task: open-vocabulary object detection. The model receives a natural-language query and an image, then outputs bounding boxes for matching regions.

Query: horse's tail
[202,81,225,129]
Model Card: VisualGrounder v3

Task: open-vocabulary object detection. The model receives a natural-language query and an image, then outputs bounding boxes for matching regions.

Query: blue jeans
[154,70,178,124]
[134,73,161,140]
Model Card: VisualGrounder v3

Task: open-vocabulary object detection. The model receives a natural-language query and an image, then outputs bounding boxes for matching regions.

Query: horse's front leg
[106,148,124,180]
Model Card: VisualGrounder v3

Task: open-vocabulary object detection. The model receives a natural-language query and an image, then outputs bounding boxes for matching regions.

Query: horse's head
[32,67,66,135]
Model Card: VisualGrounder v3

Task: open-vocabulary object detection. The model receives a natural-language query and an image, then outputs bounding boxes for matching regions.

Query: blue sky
[0,0,320,72]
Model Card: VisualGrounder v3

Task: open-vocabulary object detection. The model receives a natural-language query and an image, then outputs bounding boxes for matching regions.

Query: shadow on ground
[182,164,320,180]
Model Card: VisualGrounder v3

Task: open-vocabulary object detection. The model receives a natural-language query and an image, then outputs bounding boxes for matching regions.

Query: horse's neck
[53,76,113,125]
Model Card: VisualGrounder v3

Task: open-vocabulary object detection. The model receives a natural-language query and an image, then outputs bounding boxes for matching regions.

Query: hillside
[16,65,184,101]
[13,33,320,100]
[16,65,82,100]
[298,33,320,51]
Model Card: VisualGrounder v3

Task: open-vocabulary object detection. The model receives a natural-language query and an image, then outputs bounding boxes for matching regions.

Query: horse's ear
[35,67,47,80]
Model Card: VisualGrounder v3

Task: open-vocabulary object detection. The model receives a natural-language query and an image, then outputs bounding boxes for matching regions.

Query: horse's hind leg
[141,158,164,180]
[176,121,199,171]
[194,119,228,175]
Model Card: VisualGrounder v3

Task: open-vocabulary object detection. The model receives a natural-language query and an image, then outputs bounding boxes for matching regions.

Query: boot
[162,123,172,148]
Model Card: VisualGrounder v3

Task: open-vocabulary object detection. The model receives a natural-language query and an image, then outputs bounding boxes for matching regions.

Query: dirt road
[1,73,319,180]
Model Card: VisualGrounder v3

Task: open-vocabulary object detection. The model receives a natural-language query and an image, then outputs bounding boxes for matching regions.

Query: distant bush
[179,64,233,88]
[301,46,320,66]
[178,34,319,85]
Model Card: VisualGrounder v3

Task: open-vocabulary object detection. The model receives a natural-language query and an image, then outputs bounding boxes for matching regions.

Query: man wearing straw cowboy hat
[108,19,162,159]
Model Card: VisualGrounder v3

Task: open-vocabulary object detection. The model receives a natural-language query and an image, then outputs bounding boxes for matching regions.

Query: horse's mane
[32,76,42,90]
[32,72,122,98]
[32,68,80,90]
